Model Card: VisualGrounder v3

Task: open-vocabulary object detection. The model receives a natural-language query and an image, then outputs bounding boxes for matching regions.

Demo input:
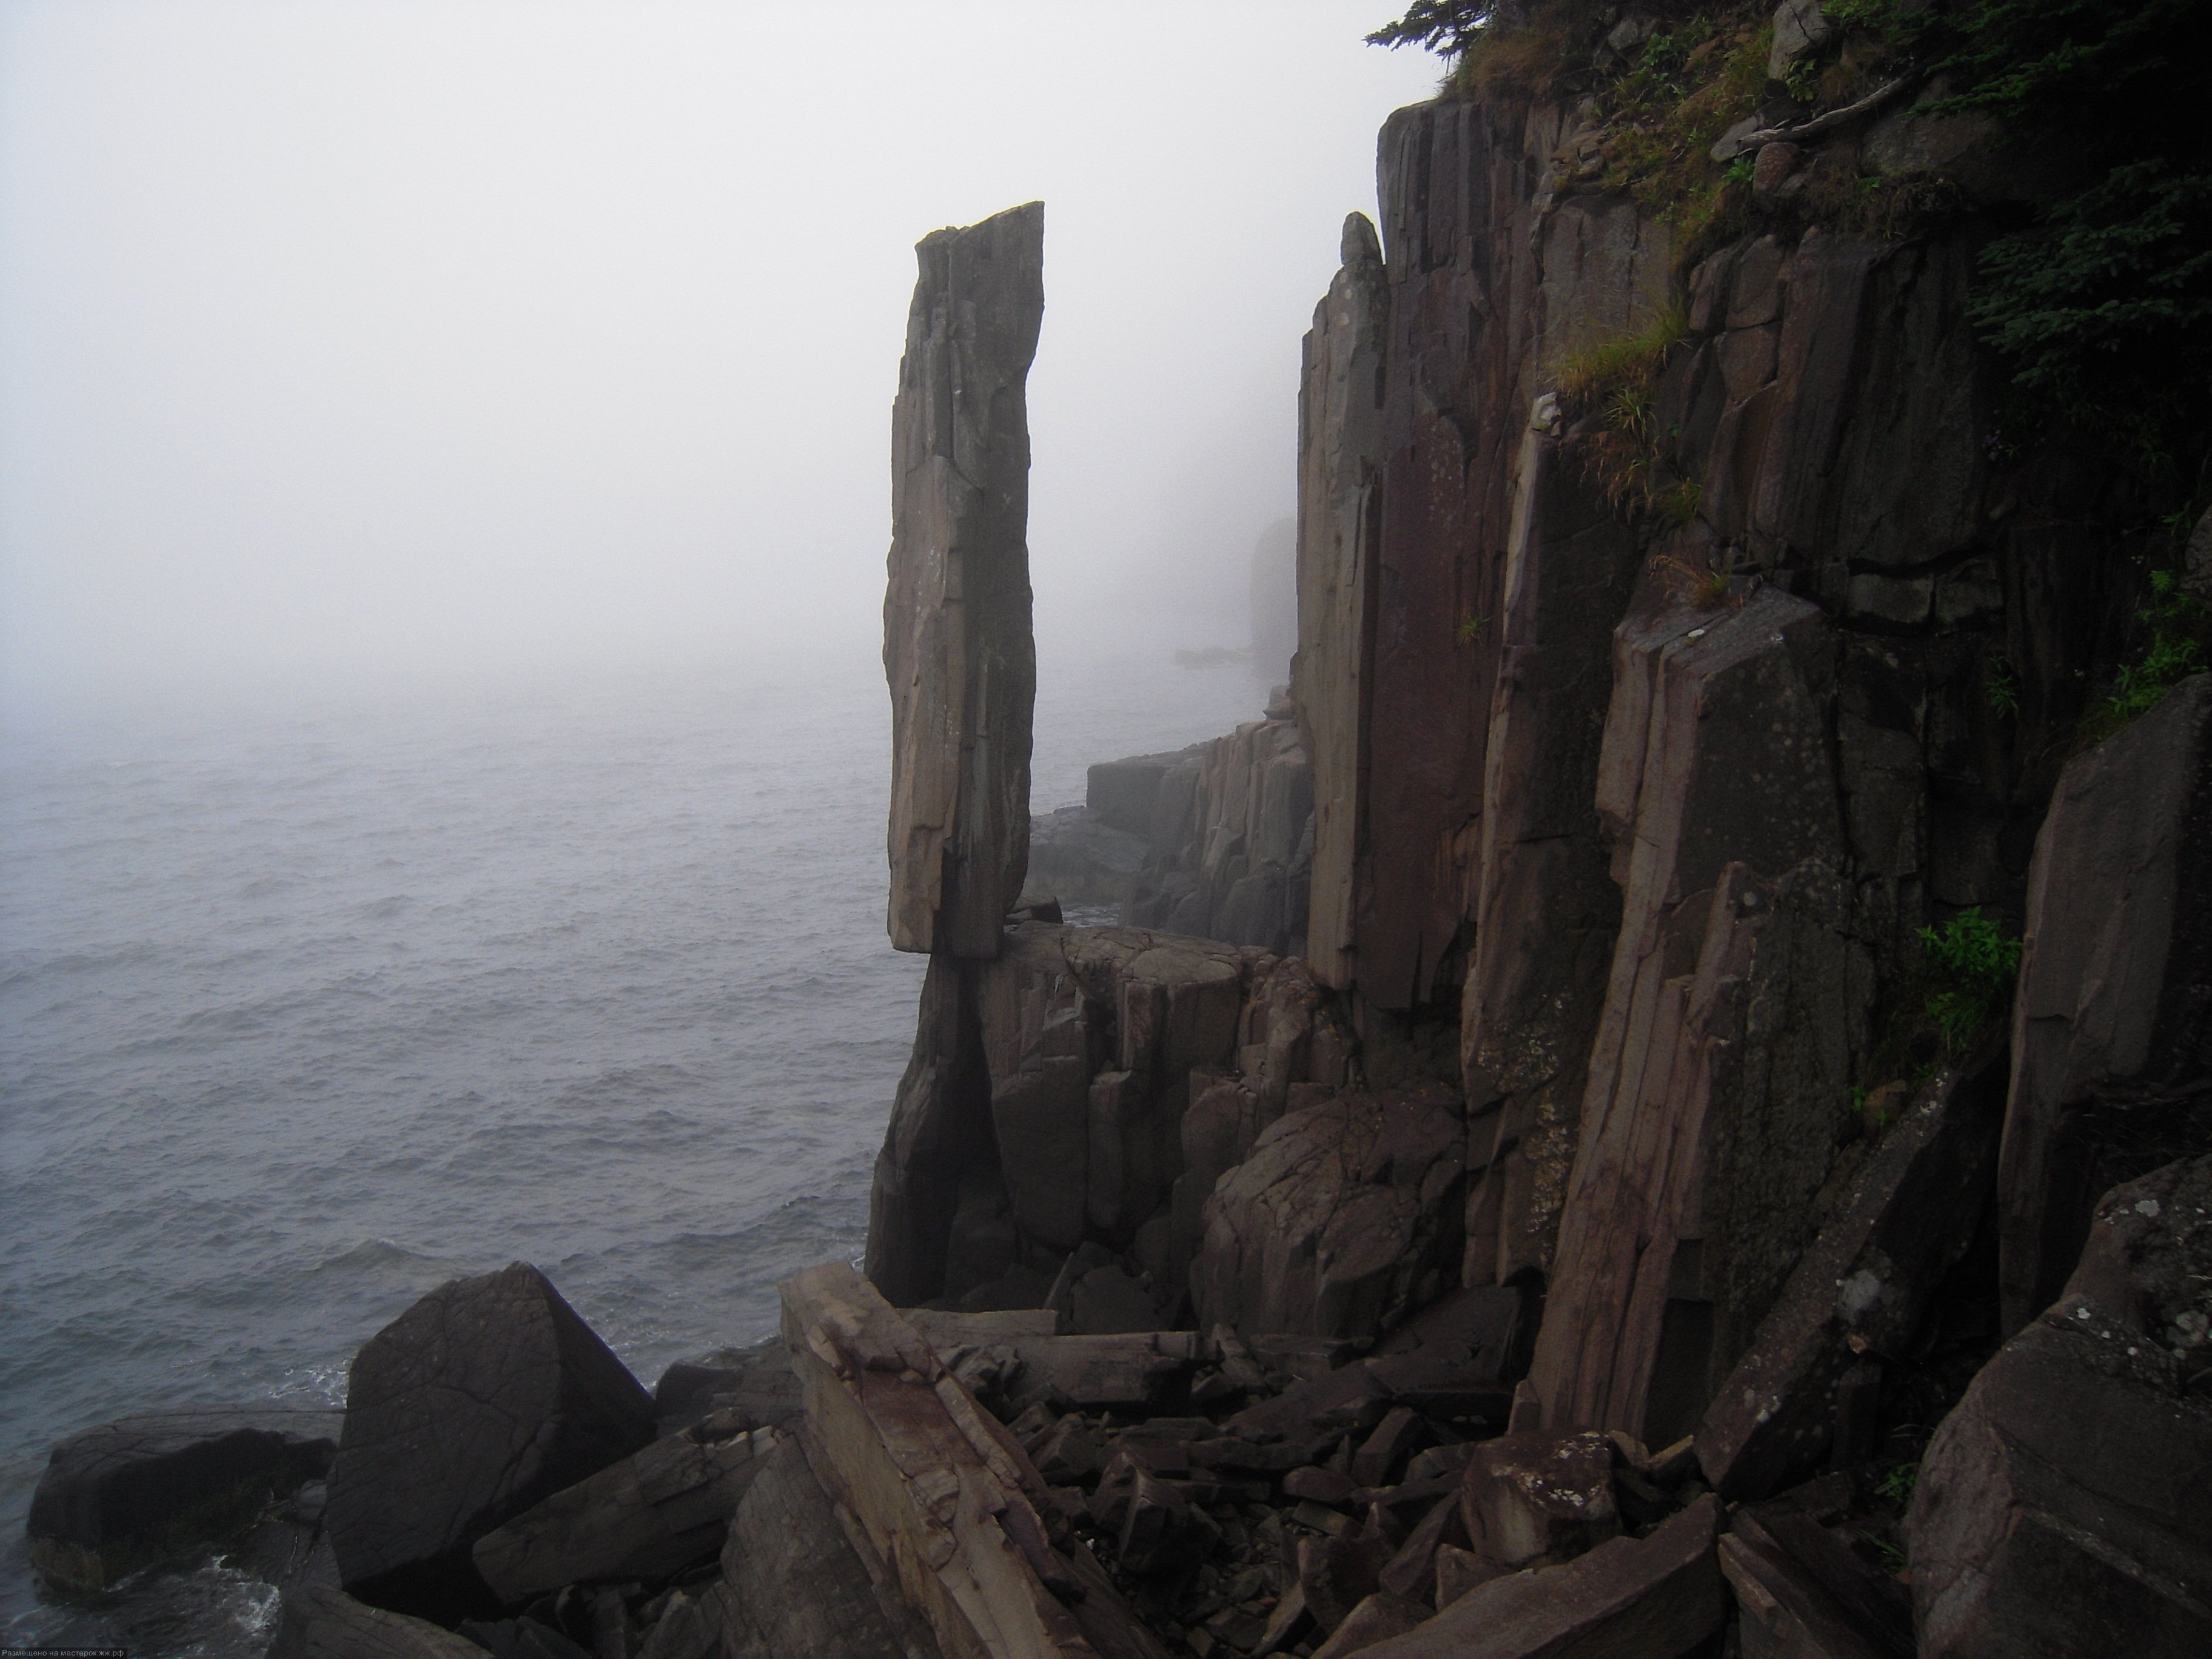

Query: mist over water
[0,647,1270,1651]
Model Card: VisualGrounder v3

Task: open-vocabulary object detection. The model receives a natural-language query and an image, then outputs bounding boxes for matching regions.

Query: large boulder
[1997,674,2212,1334]
[27,1404,341,1590]
[1193,1084,1466,1342]
[325,1264,655,1621]
[883,200,1044,960]
[270,1585,491,1659]
[1906,1155,2212,1658]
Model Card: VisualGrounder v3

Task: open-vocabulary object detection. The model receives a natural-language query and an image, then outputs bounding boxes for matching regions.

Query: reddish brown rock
[1460,412,1643,1291]
[1359,1493,1723,1658]
[1907,1156,2212,1658]
[1461,1430,1618,1571]
[1697,1054,2005,1501]
[884,201,1044,960]
[1997,674,2212,1335]
[1309,1592,1430,1659]
[1194,1085,1465,1342]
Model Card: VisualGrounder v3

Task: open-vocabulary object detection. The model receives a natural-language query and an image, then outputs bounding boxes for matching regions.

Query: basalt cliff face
[857,26,2212,1659]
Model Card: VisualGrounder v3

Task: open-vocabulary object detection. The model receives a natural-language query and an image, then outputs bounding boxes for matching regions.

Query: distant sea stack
[882,200,1044,961]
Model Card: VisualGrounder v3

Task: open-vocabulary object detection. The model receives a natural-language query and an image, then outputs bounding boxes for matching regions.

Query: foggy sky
[0,2,1441,713]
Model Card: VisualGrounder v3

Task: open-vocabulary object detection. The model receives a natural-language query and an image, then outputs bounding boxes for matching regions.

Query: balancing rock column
[884,200,1044,960]
[870,203,1044,1305]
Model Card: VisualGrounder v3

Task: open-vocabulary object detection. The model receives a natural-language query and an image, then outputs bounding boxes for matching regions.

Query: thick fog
[0,1,1441,716]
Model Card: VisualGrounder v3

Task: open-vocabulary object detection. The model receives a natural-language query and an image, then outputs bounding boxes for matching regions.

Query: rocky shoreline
[27,7,2212,1655]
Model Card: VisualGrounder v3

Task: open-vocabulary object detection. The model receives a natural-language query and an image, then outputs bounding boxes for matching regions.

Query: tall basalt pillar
[1294,213,1390,992]
[1528,590,1868,1446]
[884,201,1044,960]
[1459,407,1641,1290]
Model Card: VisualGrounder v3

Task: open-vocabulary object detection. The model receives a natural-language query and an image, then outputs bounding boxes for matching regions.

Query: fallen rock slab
[1719,1504,1911,1659]
[471,1417,776,1604]
[27,1404,341,1590]
[1310,1592,1430,1658]
[779,1259,1168,1659]
[1356,1493,1723,1658]
[270,1584,491,1659]
[326,1264,656,1621]
[1907,1154,2212,1658]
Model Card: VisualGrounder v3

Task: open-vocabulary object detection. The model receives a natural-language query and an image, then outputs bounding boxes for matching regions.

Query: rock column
[885,201,1044,960]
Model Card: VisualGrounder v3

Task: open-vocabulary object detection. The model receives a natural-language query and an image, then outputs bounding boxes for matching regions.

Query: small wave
[357,895,413,920]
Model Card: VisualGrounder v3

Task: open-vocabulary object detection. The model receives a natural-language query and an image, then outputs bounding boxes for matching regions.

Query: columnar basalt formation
[885,201,1044,961]
[1996,674,2212,1335]
[1293,212,1389,991]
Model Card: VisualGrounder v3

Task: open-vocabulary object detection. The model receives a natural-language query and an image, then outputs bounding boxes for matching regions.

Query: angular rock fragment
[1908,1155,2212,1658]
[884,201,1044,959]
[27,1404,341,1590]
[1309,1592,1430,1659]
[1697,1053,2004,1500]
[1719,1505,1911,1659]
[1377,1493,1469,1603]
[997,1330,1200,1415]
[1997,674,2212,1333]
[1299,1529,1392,1633]
[1461,1430,1618,1570]
[1195,1085,1465,1342]
[1358,1494,1723,1658]
[270,1584,491,1659]
[651,1343,801,1438]
[1349,1406,1426,1488]
[326,1264,655,1621]
[471,1418,775,1604]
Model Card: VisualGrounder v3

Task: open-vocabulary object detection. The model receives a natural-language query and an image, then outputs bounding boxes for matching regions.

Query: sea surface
[0,647,1269,1656]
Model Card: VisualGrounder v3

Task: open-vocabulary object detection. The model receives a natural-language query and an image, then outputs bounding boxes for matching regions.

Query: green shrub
[2106,569,2210,723]
[1919,908,2023,1054]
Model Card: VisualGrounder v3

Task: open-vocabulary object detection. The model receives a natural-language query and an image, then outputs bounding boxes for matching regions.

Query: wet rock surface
[324,1263,656,1621]
[27,1404,341,1591]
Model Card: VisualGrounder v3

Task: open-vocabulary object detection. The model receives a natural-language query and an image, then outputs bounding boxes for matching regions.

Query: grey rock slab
[325,1263,655,1621]
[27,1404,341,1591]
[885,201,1044,959]
[270,1585,492,1659]
[471,1419,776,1604]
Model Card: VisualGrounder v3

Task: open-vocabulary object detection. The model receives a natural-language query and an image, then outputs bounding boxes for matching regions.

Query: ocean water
[0,646,1270,1655]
